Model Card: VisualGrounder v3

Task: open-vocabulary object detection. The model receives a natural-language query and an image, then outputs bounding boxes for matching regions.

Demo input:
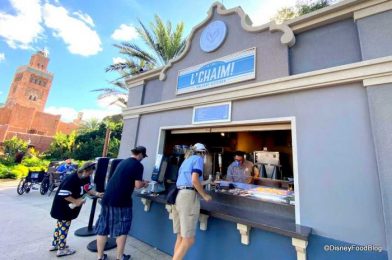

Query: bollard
[86,158,123,252]
[75,157,110,237]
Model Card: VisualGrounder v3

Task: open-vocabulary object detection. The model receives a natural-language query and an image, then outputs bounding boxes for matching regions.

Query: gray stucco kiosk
[119,0,392,259]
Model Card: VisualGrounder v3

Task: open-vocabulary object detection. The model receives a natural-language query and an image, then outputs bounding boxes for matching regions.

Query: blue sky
[0,0,296,122]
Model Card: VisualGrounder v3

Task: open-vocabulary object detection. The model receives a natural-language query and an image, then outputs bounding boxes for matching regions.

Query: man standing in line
[95,146,149,260]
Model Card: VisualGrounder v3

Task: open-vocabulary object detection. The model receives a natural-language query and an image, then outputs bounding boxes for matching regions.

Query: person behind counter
[226,151,254,184]
[172,143,212,260]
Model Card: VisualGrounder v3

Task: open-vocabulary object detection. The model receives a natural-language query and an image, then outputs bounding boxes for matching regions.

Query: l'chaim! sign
[176,48,256,94]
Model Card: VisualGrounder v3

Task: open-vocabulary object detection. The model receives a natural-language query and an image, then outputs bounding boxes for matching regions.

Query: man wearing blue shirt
[172,143,212,260]
[57,159,76,173]
[226,151,254,183]
[56,158,77,180]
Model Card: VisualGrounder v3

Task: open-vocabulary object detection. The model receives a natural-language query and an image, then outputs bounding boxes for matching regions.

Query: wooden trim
[170,123,291,134]
[354,0,392,20]
[124,68,161,87]
[126,80,145,89]
[288,0,387,33]
[154,117,302,224]
[363,75,392,86]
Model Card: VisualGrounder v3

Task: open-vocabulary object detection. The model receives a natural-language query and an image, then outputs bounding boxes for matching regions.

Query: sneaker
[56,248,76,257]
[49,245,69,252]
[98,253,108,260]
[117,254,131,260]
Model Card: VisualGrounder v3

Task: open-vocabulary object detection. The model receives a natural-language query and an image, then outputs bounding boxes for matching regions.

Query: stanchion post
[86,158,123,252]
[75,157,110,237]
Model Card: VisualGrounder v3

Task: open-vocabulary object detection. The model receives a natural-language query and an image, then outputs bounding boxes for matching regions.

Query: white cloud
[42,3,102,56]
[45,105,122,123]
[45,106,78,122]
[96,93,127,109]
[111,24,138,41]
[0,0,44,49]
[244,0,297,26]
[0,0,101,56]
[0,53,5,62]
[112,57,126,64]
[73,10,95,27]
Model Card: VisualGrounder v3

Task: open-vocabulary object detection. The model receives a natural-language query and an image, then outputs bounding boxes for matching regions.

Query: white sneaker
[49,245,68,252]
[56,248,76,257]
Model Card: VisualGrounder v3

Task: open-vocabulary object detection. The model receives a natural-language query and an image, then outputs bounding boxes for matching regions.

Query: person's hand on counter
[192,172,212,202]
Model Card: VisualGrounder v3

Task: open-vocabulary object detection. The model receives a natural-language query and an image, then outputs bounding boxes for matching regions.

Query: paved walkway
[0,180,171,260]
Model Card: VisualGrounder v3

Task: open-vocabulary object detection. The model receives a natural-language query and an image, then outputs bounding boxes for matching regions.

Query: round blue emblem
[200,20,227,53]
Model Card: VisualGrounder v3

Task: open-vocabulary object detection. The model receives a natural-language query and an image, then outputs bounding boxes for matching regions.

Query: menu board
[193,102,231,124]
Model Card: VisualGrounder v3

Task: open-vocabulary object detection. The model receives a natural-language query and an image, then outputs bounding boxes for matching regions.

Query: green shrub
[0,164,15,179]
[21,156,49,171]
[10,164,29,179]
[0,156,16,166]
[0,156,51,179]
[3,136,28,157]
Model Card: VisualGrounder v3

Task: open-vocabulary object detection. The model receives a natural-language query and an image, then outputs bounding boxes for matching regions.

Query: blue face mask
[234,161,240,167]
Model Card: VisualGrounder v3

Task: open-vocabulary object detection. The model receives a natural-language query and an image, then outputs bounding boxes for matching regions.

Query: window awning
[171,123,291,134]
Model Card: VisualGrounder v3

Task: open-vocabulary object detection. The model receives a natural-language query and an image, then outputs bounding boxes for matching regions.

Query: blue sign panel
[193,102,231,124]
[177,48,256,94]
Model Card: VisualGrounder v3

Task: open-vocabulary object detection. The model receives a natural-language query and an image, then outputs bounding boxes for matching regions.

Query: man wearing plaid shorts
[95,146,149,260]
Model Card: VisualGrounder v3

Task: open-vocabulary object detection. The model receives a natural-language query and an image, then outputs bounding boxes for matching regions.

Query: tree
[272,7,297,24]
[94,15,187,107]
[46,131,76,160]
[297,0,331,15]
[110,15,186,73]
[3,136,28,157]
[272,0,334,24]
[1,136,28,165]
[79,118,101,134]
[72,117,124,160]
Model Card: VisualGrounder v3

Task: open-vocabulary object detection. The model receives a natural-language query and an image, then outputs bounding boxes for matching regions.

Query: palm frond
[95,15,187,108]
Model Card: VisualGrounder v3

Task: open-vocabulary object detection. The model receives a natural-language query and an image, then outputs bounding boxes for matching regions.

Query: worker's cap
[193,143,207,152]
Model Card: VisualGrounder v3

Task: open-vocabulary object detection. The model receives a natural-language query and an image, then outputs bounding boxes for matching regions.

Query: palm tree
[78,118,100,134]
[108,15,186,74]
[95,15,186,107]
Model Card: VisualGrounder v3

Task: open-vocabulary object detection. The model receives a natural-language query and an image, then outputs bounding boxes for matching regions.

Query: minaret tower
[5,49,53,112]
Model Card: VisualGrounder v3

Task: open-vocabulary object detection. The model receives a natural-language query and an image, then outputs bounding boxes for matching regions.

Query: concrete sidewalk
[0,180,171,260]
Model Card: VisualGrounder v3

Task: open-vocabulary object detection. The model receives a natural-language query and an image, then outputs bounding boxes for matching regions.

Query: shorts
[172,189,200,238]
[95,205,132,237]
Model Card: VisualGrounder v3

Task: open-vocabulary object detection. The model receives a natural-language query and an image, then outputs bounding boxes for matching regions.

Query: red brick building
[0,50,81,151]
